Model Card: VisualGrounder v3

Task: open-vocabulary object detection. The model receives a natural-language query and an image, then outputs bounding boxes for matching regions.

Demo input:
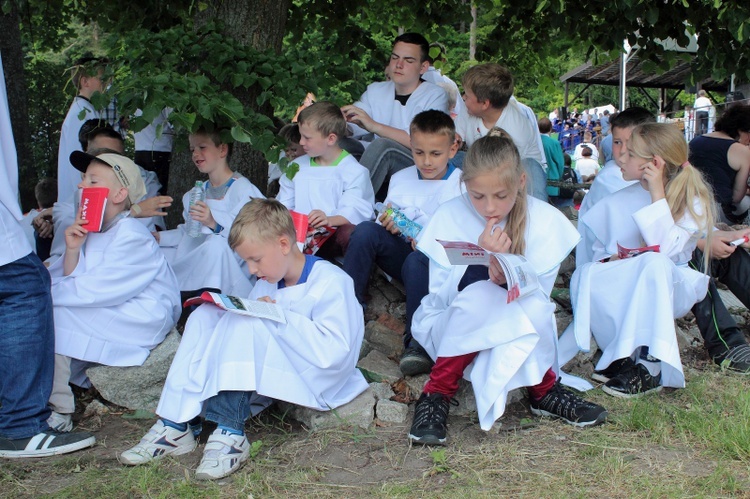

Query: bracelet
[213,223,223,234]
[130,204,143,217]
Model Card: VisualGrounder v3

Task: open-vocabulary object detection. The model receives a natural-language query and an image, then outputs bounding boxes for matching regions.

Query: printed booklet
[437,240,539,303]
[616,242,660,259]
[183,291,287,324]
[290,210,337,255]
[80,187,109,232]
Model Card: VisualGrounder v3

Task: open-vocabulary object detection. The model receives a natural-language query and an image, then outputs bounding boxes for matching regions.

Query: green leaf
[230,126,252,143]
[285,162,300,181]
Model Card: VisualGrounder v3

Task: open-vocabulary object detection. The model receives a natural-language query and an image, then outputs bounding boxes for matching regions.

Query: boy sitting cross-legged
[120,198,369,480]
[343,109,462,376]
[277,101,375,260]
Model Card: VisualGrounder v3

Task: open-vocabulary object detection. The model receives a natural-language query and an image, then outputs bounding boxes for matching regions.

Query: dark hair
[538,117,552,134]
[393,32,430,62]
[70,55,108,90]
[192,126,234,159]
[409,110,455,139]
[714,104,750,140]
[34,178,57,209]
[581,146,593,157]
[563,153,572,166]
[278,123,301,144]
[78,119,123,151]
[610,107,654,131]
[298,102,347,138]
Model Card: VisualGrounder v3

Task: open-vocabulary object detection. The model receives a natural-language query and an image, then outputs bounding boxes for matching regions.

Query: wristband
[130,204,143,217]
[213,223,223,234]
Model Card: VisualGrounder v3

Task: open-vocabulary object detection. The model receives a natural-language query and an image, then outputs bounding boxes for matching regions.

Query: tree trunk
[167,0,290,227]
[0,4,34,209]
[469,3,477,61]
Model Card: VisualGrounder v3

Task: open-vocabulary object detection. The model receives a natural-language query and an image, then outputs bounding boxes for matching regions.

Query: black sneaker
[529,382,608,427]
[591,357,636,383]
[714,344,750,373]
[0,430,95,458]
[602,363,662,398]
[408,392,454,445]
[399,347,434,377]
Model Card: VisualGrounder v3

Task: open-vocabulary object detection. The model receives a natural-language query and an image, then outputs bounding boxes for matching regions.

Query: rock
[357,350,402,384]
[551,288,571,310]
[87,330,180,412]
[83,399,109,418]
[379,280,405,303]
[404,374,429,400]
[364,321,404,359]
[452,379,477,416]
[376,399,408,423]
[278,388,375,430]
[676,324,701,352]
[364,288,390,323]
[555,310,573,335]
[390,302,407,322]
[369,382,395,401]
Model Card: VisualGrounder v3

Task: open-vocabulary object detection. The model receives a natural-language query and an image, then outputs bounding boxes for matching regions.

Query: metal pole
[619,39,629,110]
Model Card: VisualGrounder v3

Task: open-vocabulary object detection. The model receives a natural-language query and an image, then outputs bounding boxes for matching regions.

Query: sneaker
[591,357,636,383]
[714,344,750,373]
[194,429,250,480]
[47,411,73,433]
[119,420,197,465]
[407,392,454,445]
[529,382,608,427]
[602,363,662,398]
[0,430,95,458]
[399,347,434,377]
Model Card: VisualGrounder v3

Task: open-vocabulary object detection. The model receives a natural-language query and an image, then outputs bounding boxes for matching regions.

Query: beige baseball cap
[70,151,146,204]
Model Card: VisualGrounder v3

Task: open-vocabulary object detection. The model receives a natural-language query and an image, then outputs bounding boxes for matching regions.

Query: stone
[364,321,404,359]
[555,310,573,336]
[676,325,701,352]
[357,350,402,384]
[277,388,375,430]
[83,399,109,418]
[404,374,429,400]
[376,399,408,423]
[369,382,395,401]
[87,329,180,412]
[364,288,390,323]
[452,379,477,416]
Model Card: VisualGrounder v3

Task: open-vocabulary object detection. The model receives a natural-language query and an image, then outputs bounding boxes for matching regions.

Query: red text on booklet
[80,187,109,232]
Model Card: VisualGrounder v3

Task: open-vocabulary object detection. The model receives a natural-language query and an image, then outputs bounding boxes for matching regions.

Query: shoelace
[413,394,457,426]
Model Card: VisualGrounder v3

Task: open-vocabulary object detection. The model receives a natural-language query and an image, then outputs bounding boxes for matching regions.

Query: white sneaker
[119,420,197,465]
[194,429,250,480]
[47,411,73,432]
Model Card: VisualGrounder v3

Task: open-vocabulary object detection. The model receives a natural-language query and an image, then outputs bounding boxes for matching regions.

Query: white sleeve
[632,198,702,259]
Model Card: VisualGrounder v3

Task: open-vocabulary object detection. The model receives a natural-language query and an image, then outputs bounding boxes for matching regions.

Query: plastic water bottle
[186,181,205,238]
[374,202,423,240]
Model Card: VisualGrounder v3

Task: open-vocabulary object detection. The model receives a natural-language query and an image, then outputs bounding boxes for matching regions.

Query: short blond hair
[229,198,296,249]
[298,101,347,138]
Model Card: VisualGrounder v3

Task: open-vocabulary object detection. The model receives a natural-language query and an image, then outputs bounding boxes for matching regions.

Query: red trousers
[423,352,557,401]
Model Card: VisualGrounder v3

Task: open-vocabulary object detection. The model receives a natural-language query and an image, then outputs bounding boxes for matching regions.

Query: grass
[3,369,750,498]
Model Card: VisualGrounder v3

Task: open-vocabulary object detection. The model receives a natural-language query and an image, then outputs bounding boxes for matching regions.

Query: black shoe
[399,347,434,377]
[0,430,95,458]
[529,382,608,427]
[714,344,750,373]
[591,357,636,383]
[408,393,454,445]
[602,363,662,398]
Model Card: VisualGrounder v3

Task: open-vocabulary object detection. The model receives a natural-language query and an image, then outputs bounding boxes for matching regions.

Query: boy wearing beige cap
[45,151,181,432]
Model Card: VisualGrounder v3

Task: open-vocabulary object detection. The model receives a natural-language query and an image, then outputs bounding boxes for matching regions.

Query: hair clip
[680,161,690,169]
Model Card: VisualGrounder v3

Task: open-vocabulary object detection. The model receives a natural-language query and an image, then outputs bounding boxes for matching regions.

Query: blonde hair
[461,127,527,255]
[628,123,716,268]
[229,198,296,249]
[298,101,347,138]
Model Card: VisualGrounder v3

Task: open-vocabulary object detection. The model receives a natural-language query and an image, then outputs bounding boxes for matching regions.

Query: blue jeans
[522,158,549,202]
[402,250,430,347]
[203,391,273,432]
[0,253,54,439]
[343,222,413,305]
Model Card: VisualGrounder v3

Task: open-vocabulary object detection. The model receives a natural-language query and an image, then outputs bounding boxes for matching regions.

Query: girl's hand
[64,217,89,251]
[488,256,507,286]
[308,209,329,229]
[189,201,216,230]
[642,155,666,202]
[478,217,512,254]
[257,296,276,303]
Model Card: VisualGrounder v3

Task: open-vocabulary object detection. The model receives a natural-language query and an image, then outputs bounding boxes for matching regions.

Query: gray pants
[359,138,413,197]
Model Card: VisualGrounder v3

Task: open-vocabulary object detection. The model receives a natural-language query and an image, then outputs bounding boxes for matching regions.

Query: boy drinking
[120,199,368,480]
[277,102,375,260]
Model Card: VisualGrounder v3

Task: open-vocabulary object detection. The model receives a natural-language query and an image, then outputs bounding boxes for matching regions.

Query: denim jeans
[203,391,273,432]
[359,138,414,200]
[402,250,430,347]
[343,222,413,305]
[0,253,54,439]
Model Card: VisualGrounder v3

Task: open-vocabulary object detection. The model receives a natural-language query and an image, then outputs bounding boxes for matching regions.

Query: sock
[217,424,243,436]
[188,416,202,437]
[637,346,661,377]
[161,419,187,432]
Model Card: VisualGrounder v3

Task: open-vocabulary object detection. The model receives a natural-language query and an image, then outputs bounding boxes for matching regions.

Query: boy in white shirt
[278,102,375,261]
[120,199,368,480]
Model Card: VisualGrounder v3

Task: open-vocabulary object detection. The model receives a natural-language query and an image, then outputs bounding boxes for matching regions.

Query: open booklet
[183,291,287,324]
[437,240,540,303]
[290,210,337,255]
[616,242,660,259]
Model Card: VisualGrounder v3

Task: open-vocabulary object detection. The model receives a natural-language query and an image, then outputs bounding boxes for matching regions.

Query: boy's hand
[189,201,217,230]
[134,195,173,218]
[478,217,512,254]
[340,105,375,131]
[32,208,54,238]
[378,206,401,235]
[64,217,89,252]
[152,231,160,243]
[257,296,276,303]
[488,257,507,286]
[410,238,417,251]
[308,209,328,229]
